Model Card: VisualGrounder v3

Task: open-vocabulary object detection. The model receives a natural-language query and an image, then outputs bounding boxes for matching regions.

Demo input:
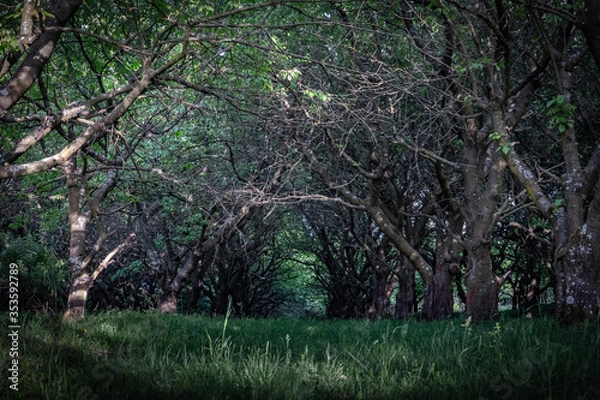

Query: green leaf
[553,198,564,209]
[489,131,501,140]
[40,8,56,19]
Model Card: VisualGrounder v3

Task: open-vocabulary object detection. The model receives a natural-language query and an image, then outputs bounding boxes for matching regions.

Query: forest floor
[0,311,598,399]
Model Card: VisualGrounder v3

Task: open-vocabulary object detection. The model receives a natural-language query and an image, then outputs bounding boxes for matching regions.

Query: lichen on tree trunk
[554,224,600,323]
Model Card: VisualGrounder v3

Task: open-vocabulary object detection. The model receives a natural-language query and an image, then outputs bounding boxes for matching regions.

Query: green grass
[1,311,599,399]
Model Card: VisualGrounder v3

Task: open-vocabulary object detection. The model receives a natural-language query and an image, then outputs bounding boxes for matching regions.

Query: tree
[201,208,294,317]
[496,3,600,322]
[0,0,316,319]
[1,1,190,320]
[300,204,388,319]
[267,1,509,321]
[1,0,598,323]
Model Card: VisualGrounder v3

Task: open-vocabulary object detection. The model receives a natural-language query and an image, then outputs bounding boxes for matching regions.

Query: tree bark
[421,255,457,321]
[62,233,135,322]
[62,156,89,322]
[157,251,203,313]
[461,106,509,321]
[0,0,83,118]
[367,269,394,318]
[61,156,124,322]
[421,212,462,320]
[464,242,502,321]
[501,56,600,322]
[395,260,416,320]
[554,185,600,322]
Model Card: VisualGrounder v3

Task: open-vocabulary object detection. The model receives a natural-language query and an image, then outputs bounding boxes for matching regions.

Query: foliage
[2,0,600,322]
[546,95,576,134]
[0,235,68,311]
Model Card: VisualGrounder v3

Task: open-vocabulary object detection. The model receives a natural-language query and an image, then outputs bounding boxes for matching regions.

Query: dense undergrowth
[1,311,598,399]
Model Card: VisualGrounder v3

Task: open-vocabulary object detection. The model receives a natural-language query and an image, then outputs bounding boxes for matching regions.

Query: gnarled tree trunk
[502,55,600,323]
[460,107,509,321]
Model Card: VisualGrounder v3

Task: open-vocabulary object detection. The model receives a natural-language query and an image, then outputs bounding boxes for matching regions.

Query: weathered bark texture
[63,273,92,322]
[554,210,600,323]
[62,233,135,322]
[500,49,600,322]
[460,107,509,321]
[62,157,89,322]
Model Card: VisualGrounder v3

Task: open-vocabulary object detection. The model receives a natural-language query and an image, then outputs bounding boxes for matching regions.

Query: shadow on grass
[2,312,599,400]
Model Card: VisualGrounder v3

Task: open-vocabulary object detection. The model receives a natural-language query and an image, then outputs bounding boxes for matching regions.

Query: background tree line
[0,0,598,323]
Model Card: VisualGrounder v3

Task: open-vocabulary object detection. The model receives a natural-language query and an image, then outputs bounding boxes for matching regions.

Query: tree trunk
[157,257,201,313]
[365,235,398,319]
[157,207,250,313]
[421,257,456,321]
[62,157,89,322]
[395,260,415,320]
[62,233,135,322]
[554,223,600,323]
[465,243,501,321]
[500,59,600,323]
[460,104,508,322]
[63,274,92,322]
[185,271,203,313]
[368,269,392,318]
[157,291,179,313]
[61,156,124,322]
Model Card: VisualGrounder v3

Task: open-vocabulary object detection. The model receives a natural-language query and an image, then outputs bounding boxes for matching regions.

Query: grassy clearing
[1,311,599,399]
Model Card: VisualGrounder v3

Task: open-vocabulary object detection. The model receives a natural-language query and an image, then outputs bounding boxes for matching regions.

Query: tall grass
[1,311,598,399]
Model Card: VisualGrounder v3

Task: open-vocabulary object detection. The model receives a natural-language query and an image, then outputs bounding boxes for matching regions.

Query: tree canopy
[1,0,599,323]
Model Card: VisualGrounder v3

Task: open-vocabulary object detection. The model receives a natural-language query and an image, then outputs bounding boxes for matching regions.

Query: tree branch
[0,0,83,117]
[89,233,136,285]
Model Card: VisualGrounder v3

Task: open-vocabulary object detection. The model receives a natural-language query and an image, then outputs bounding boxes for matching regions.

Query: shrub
[0,235,68,311]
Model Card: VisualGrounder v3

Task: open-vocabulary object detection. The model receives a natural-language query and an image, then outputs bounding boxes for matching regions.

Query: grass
[1,311,599,399]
